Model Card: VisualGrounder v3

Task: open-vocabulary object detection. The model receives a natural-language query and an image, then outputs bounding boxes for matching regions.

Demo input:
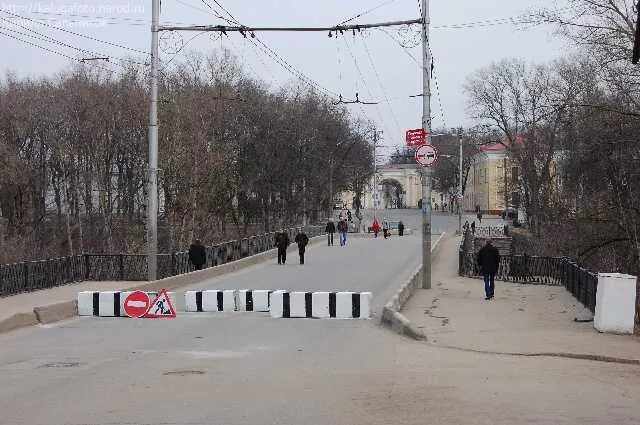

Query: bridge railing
[0,225,324,297]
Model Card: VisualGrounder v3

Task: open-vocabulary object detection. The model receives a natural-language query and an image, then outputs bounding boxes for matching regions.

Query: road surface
[3,211,634,425]
[0,210,454,425]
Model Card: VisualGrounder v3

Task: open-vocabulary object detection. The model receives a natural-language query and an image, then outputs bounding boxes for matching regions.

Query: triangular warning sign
[144,289,176,318]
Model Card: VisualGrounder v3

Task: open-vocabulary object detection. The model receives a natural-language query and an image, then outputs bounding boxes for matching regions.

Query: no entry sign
[123,291,151,318]
[415,144,438,167]
[405,128,426,147]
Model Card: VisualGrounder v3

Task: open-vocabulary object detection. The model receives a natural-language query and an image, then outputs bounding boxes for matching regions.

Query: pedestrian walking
[477,211,483,223]
[471,221,476,234]
[463,220,470,233]
[382,221,390,239]
[325,218,336,246]
[398,221,405,236]
[188,239,206,270]
[477,239,501,300]
[295,228,309,264]
[371,218,381,238]
[274,231,290,265]
[337,218,348,246]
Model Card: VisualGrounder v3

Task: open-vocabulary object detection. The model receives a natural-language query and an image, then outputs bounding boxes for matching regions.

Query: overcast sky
[1,0,570,153]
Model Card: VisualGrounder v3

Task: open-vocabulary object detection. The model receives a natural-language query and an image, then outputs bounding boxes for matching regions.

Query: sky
[1,0,570,156]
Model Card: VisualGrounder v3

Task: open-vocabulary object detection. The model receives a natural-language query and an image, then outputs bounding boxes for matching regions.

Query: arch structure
[338,164,446,211]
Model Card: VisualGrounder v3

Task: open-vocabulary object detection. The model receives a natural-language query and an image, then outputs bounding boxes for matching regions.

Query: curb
[380,232,447,340]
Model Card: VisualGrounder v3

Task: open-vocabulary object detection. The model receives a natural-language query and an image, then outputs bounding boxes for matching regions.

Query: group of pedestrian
[325,217,349,247]
[274,228,309,265]
[463,220,477,234]
[370,218,405,239]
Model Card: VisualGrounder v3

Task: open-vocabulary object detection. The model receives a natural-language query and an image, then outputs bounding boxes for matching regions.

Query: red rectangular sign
[405,128,425,147]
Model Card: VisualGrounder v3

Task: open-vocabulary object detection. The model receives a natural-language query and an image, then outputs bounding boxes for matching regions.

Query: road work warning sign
[144,289,177,318]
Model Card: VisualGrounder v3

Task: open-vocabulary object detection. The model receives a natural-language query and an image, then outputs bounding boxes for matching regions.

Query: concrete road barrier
[77,291,175,317]
[236,290,271,312]
[184,290,236,312]
[270,291,372,319]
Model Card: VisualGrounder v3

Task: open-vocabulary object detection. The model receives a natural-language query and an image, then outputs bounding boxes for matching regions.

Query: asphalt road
[0,211,637,425]
[0,210,457,425]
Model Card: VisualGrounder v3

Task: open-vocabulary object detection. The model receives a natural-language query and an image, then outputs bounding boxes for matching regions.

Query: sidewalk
[403,234,640,362]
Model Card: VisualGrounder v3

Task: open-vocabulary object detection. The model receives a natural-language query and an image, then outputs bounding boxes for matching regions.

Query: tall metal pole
[373,130,378,221]
[458,128,463,234]
[302,177,307,226]
[329,160,333,219]
[421,0,432,289]
[146,0,160,281]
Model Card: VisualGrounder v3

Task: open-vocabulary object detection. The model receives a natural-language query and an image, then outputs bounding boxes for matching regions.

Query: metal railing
[473,226,507,238]
[459,251,598,312]
[0,225,324,297]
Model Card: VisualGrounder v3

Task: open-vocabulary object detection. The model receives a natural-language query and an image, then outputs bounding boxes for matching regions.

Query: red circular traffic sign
[123,291,150,318]
[415,143,438,167]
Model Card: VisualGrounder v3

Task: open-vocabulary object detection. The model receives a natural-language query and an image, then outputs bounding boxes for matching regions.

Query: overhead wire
[336,0,399,26]
[341,34,397,145]
[0,16,146,68]
[195,0,341,99]
[0,9,190,27]
[358,33,404,138]
[0,29,115,73]
[430,49,447,129]
[0,8,148,55]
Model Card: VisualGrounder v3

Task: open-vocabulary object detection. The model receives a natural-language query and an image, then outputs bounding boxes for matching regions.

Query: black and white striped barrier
[269,291,371,319]
[236,290,271,312]
[77,291,176,317]
[184,289,271,312]
[184,290,236,312]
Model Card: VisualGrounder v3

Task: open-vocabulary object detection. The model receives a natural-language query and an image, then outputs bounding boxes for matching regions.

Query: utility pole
[458,127,463,235]
[421,0,432,290]
[146,0,160,281]
[373,130,378,221]
[302,177,307,227]
[328,160,333,219]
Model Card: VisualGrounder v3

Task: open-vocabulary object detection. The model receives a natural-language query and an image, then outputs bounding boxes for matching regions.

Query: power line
[190,0,342,99]
[0,29,115,73]
[158,31,208,72]
[358,34,404,138]
[341,35,397,144]
[431,56,447,129]
[209,0,242,25]
[1,9,189,27]
[336,0,399,26]
[0,17,146,68]
[0,8,148,55]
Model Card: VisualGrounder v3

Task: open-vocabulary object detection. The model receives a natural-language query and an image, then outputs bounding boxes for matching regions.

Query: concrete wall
[594,273,637,334]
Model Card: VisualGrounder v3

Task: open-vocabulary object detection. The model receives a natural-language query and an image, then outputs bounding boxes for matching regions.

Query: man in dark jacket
[398,221,405,237]
[188,239,206,270]
[337,218,348,246]
[325,219,336,246]
[294,228,309,264]
[274,232,290,265]
[477,239,500,300]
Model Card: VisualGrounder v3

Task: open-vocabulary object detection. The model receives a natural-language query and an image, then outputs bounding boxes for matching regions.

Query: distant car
[501,207,517,220]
